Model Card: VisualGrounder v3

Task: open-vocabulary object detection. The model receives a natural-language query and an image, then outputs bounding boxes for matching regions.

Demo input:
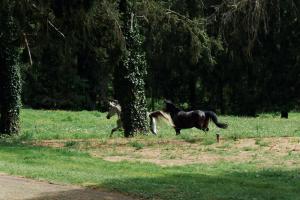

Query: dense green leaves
[1,0,299,130]
[22,0,122,110]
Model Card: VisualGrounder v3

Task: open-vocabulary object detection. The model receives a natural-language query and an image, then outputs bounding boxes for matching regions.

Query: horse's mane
[164,100,181,113]
[108,100,121,112]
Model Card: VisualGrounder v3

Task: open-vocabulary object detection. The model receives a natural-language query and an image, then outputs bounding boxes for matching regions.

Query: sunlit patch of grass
[20,109,300,142]
[20,109,113,140]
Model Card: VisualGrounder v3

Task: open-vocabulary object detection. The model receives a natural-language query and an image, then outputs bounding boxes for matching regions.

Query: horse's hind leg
[201,118,209,131]
[195,124,208,132]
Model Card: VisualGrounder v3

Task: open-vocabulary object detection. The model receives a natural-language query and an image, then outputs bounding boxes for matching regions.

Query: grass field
[1,109,300,200]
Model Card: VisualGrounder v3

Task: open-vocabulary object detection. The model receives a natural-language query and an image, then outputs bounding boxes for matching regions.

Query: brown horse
[164,100,228,142]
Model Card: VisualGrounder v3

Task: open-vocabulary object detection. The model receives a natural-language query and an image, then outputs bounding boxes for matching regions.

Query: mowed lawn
[0,109,300,200]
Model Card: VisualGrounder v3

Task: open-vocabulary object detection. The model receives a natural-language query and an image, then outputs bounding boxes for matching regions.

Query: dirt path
[0,173,136,200]
[32,137,300,167]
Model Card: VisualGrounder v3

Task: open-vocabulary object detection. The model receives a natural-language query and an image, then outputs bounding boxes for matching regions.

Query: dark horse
[164,100,228,142]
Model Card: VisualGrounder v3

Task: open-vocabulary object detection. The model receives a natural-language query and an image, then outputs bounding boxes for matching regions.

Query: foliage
[2,0,299,118]
[22,0,122,110]
[140,0,220,108]
[204,0,300,115]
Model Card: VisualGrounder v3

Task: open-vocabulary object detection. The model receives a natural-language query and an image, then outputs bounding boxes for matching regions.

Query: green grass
[221,113,300,138]
[129,141,145,150]
[20,109,112,140]
[0,141,299,200]
[19,109,300,141]
[0,109,300,200]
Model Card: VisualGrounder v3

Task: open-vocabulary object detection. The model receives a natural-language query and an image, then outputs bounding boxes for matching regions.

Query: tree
[141,0,218,109]
[22,0,122,111]
[0,1,23,135]
[205,0,300,115]
[114,0,149,137]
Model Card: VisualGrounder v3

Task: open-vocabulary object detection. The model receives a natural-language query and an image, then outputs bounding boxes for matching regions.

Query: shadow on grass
[16,170,300,200]
[17,189,135,200]
[101,169,300,200]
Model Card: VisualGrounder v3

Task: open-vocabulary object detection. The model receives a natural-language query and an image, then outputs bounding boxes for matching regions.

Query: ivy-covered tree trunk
[0,3,22,135]
[115,0,149,137]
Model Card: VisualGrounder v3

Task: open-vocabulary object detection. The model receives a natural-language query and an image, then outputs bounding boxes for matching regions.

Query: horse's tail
[149,111,175,127]
[205,111,228,129]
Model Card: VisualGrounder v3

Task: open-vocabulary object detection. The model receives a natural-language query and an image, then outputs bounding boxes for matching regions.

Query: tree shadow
[24,188,134,200]
[102,168,300,200]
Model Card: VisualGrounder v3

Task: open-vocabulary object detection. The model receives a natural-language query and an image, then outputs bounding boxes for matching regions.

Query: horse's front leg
[110,119,122,137]
[175,128,181,135]
[110,127,118,137]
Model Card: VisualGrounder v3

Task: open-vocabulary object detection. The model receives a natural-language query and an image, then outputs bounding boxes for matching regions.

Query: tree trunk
[115,0,149,137]
[0,5,22,135]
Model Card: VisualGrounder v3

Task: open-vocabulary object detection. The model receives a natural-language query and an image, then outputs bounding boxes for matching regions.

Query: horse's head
[164,99,178,113]
[107,100,121,119]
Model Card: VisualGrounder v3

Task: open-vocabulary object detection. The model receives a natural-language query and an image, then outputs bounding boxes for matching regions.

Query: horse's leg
[195,125,219,143]
[110,119,122,137]
[195,123,207,132]
[150,117,157,135]
[110,127,118,137]
[175,128,181,135]
[196,117,209,132]
[203,118,209,131]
